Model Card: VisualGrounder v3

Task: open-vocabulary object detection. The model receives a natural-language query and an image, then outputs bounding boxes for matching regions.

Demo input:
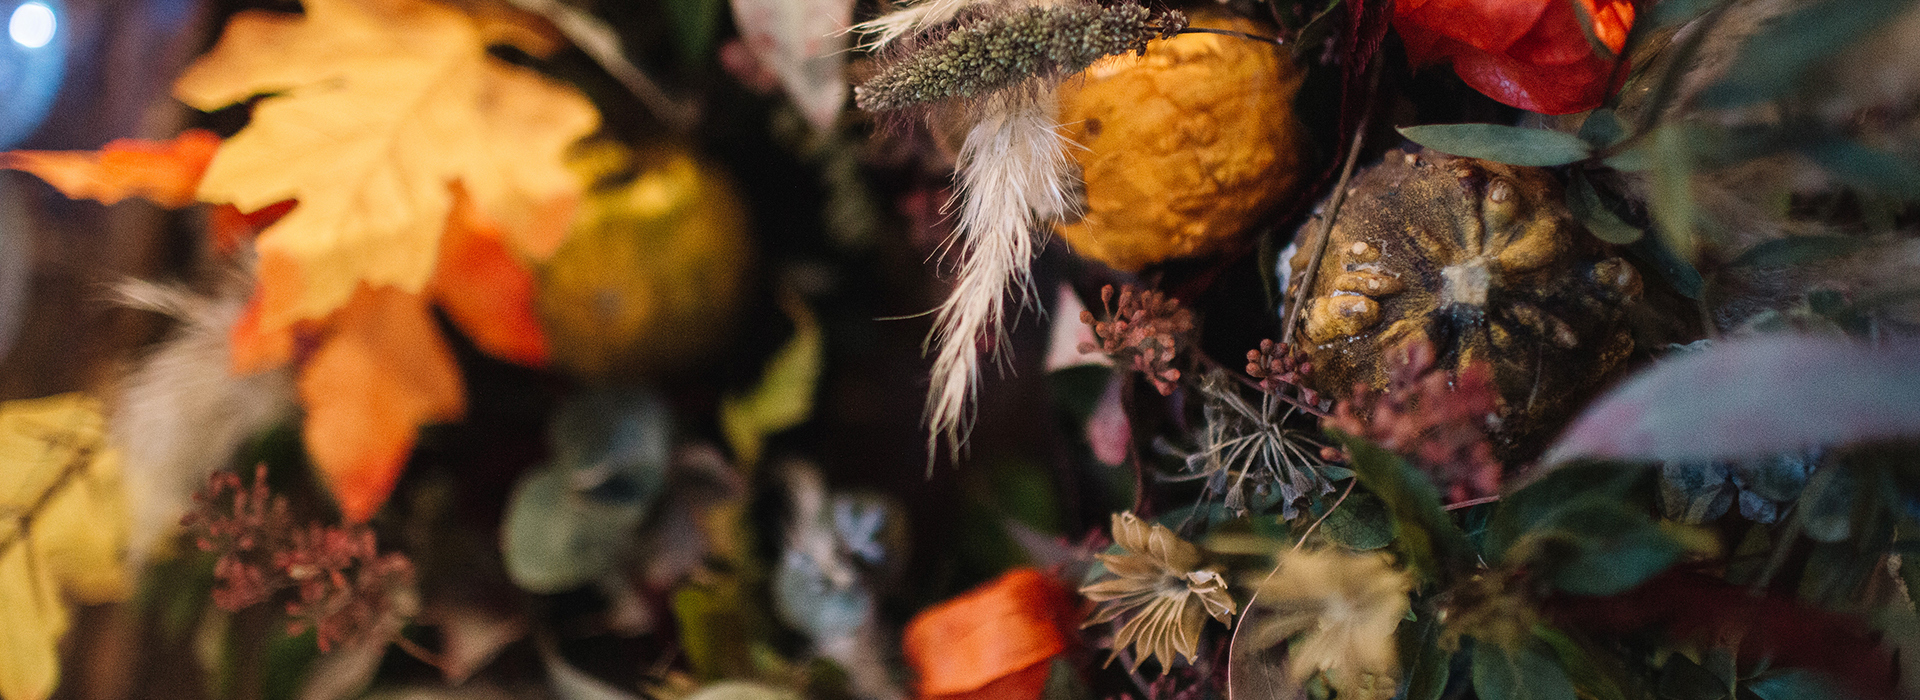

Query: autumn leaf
[173,0,599,336]
[0,394,130,700]
[429,185,550,367]
[0,130,220,207]
[298,285,465,522]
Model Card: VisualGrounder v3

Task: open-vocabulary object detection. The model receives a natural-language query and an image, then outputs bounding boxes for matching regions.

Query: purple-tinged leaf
[1545,336,1920,464]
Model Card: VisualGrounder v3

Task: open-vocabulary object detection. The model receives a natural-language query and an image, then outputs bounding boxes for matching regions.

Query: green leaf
[1729,236,1868,268]
[1320,491,1396,552]
[720,294,824,467]
[1473,639,1577,700]
[1629,231,1703,300]
[1797,466,1856,544]
[1804,139,1920,201]
[1652,0,1725,28]
[1331,431,1474,582]
[1527,500,1684,595]
[1745,670,1848,700]
[1567,172,1644,244]
[1578,109,1629,148]
[501,465,650,592]
[1489,461,1648,560]
[1398,125,1593,167]
[1657,654,1730,700]
[1535,627,1629,700]
[1648,125,1696,263]
[1697,0,1914,108]
[1399,610,1452,700]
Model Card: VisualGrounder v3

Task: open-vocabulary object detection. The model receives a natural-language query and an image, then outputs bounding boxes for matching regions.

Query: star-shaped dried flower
[1248,548,1414,700]
[1080,512,1236,673]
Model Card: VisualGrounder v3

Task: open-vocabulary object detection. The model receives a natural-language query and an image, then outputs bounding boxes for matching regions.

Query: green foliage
[1331,431,1472,583]
[1695,0,1917,108]
[1396,124,1592,167]
[1319,491,1396,552]
[1729,236,1868,268]
[1473,638,1576,700]
[1567,171,1643,244]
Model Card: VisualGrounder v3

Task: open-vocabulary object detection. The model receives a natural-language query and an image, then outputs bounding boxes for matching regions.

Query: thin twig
[1281,68,1377,344]
[0,439,96,554]
[506,0,700,132]
[1176,27,1286,46]
[390,633,448,673]
[1292,479,1356,552]
[1443,495,1500,511]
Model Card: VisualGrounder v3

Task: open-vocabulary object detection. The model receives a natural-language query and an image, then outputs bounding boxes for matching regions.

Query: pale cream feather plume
[111,277,297,564]
[924,87,1076,466]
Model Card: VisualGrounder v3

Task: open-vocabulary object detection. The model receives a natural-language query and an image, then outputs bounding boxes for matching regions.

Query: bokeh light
[8,2,53,49]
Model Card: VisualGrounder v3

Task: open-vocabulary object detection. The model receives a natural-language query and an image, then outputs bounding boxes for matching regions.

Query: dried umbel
[1079,284,1195,395]
[1173,370,1336,520]
[1081,512,1236,673]
[854,3,1186,113]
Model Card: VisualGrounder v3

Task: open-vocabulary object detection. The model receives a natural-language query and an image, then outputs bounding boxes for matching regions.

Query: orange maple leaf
[298,284,465,523]
[0,130,221,207]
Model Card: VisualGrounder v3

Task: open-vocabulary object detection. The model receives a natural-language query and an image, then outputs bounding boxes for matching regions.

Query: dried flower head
[1325,340,1501,503]
[183,465,414,652]
[1079,284,1194,395]
[854,3,1187,112]
[1249,548,1414,700]
[1081,512,1236,673]
[1172,371,1337,519]
[1246,339,1319,405]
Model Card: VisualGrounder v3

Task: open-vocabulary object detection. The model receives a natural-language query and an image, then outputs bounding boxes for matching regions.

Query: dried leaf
[0,130,220,207]
[0,394,130,700]
[1544,336,1920,465]
[1248,549,1413,700]
[298,286,465,522]
[719,294,822,467]
[174,0,598,334]
[726,0,851,130]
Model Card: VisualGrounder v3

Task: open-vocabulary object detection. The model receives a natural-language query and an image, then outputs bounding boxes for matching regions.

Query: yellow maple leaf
[0,394,130,700]
[172,0,600,333]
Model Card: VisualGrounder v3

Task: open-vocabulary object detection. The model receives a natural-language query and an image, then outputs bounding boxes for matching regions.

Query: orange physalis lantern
[903,568,1081,700]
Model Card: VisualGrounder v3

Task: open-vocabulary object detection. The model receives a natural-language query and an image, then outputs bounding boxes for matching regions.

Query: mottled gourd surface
[1054,10,1309,272]
[1289,148,1642,460]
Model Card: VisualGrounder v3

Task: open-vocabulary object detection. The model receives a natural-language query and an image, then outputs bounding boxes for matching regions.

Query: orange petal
[208,199,297,257]
[926,659,1055,700]
[430,187,550,367]
[0,129,220,207]
[904,568,1078,698]
[298,285,466,522]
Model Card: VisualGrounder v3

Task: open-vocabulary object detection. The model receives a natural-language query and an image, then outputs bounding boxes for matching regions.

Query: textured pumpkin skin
[1288,148,1642,460]
[539,141,751,381]
[1053,10,1310,272]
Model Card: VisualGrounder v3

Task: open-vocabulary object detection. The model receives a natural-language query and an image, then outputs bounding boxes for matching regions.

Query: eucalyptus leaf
[1490,461,1648,560]
[1546,336,1920,464]
[1730,236,1868,268]
[1473,639,1577,700]
[501,465,650,593]
[1652,0,1724,28]
[1797,466,1856,544]
[1399,611,1451,700]
[1578,109,1628,149]
[1527,499,1683,596]
[1397,125,1592,167]
[1629,233,1703,299]
[1649,125,1696,263]
[1568,172,1644,244]
[1804,139,1920,201]
[1696,0,1914,108]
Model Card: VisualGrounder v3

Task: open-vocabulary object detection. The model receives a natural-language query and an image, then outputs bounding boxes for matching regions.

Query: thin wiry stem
[1176,27,1285,46]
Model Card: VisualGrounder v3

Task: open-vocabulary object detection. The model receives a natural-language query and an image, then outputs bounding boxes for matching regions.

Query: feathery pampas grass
[923,87,1075,466]
[851,0,1182,465]
[112,277,296,563]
